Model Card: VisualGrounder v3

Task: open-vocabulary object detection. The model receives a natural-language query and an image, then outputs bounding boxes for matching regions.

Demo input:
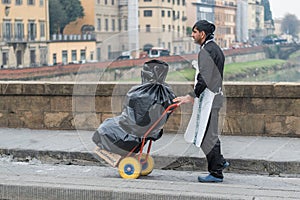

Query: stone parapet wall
[0,82,299,137]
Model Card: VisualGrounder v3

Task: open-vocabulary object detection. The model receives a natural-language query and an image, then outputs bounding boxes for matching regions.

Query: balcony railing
[1,33,96,43]
[118,0,128,6]
[51,34,96,41]
[2,34,37,42]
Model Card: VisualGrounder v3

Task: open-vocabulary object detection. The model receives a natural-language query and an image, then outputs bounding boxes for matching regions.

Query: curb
[1,148,300,175]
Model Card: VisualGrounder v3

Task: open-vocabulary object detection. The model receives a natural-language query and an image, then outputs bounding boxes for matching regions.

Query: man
[174,20,229,183]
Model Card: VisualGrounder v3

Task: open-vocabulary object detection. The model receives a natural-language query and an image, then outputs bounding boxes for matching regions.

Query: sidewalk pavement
[0,128,300,175]
[1,128,300,200]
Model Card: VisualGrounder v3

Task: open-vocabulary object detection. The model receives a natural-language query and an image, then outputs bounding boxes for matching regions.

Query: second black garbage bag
[92,59,176,155]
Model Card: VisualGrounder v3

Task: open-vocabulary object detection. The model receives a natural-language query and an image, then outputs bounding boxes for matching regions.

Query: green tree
[49,0,84,35]
[281,14,299,37]
[186,27,192,36]
[49,0,67,35]
[59,0,84,23]
[262,0,273,21]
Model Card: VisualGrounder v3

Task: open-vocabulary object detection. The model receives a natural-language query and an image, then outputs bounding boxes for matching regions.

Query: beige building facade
[63,0,191,61]
[48,41,96,65]
[0,0,49,68]
[214,0,237,48]
[139,0,191,55]
[64,0,129,61]
[186,0,237,49]
[1,0,268,68]
[248,0,264,43]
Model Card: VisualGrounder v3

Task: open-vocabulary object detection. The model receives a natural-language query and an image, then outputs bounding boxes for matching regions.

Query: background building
[1,0,274,68]
[248,0,264,44]
[63,0,191,61]
[214,0,237,48]
[0,0,49,68]
[139,0,190,55]
[187,0,237,49]
[64,0,127,62]
[236,0,249,43]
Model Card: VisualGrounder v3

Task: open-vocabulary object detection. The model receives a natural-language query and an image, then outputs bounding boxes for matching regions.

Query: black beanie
[193,20,215,34]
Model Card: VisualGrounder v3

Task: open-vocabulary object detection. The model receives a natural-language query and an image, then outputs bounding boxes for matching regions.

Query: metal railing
[50,34,96,41]
[1,33,96,42]
[2,34,37,42]
[118,0,128,6]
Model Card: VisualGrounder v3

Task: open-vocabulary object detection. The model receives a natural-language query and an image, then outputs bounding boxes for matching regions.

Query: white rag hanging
[184,88,215,147]
[184,59,215,147]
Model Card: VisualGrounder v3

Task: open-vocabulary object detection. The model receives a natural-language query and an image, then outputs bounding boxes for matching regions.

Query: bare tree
[281,14,299,37]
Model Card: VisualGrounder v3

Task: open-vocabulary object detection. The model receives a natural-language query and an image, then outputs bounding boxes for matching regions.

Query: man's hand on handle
[173,95,194,104]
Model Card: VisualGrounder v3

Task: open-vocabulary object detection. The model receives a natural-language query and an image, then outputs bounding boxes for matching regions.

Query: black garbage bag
[92,59,176,155]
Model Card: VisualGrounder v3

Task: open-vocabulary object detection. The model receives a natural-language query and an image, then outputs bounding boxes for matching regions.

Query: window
[146,24,151,32]
[40,21,45,38]
[107,45,111,59]
[144,0,151,1]
[71,50,77,62]
[97,18,101,31]
[104,0,107,4]
[97,0,100,4]
[3,21,12,41]
[52,53,57,65]
[168,11,171,17]
[125,20,128,31]
[162,24,165,32]
[97,48,101,61]
[144,10,152,17]
[30,49,36,66]
[161,10,165,17]
[28,21,36,41]
[80,49,86,61]
[118,19,122,31]
[112,19,115,31]
[27,0,34,5]
[40,47,47,66]
[16,50,22,66]
[3,0,11,3]
[39,0,43,6]
[90,51,94,60]
[105,19,108,31]
[2,52,8,66]
[111,0,114,5]
[16,0,22,5]
[15,21,24,41]
[62,50,68,64]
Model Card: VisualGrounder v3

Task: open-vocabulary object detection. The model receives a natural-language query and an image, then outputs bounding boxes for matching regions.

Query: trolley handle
[138,102,181,155]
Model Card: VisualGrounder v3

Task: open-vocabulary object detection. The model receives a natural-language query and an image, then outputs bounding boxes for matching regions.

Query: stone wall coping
[0,81,299,98]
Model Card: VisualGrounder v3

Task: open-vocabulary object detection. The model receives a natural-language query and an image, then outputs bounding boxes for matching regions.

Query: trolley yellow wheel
[118,157,141,179]
[136,153,154,176]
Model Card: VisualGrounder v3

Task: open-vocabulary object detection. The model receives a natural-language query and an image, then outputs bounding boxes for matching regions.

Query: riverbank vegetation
[166,59,288,82]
